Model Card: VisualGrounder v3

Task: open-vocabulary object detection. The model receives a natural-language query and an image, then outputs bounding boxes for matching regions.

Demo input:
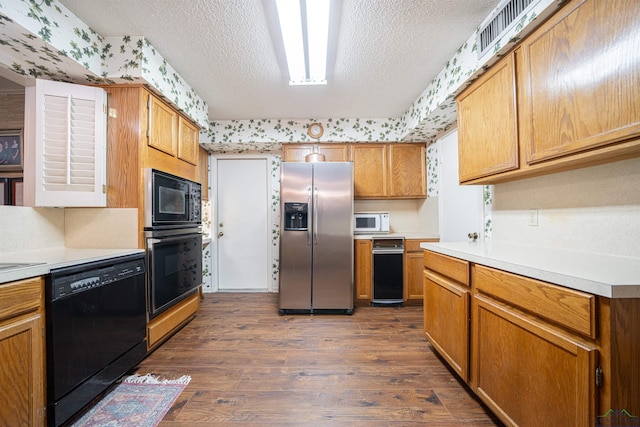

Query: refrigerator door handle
[313,186,319,245]
[307,186,312,246]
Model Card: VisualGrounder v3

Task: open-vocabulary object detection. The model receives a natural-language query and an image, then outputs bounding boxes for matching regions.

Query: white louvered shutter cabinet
[24,79,107,207]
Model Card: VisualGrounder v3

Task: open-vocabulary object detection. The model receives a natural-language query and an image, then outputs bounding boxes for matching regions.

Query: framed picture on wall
[0,178,8,205]
[0,130,24,172]
[11,177,23,206]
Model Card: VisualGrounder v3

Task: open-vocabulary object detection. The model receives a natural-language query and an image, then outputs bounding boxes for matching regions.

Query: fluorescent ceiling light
[276,0,330,85]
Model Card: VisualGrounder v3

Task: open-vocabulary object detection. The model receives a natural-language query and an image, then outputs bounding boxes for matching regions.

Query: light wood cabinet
[352,144,387,198]
[282,143,351,162]
[178,116,199,165]
[456,0,640,184]
[104,85,199,247]
[403,239,438,304]
[457,53,518,182]
[0,276,45,427]
[147,94,177,156]
[423,251,470,381]
[354,239,372,302]
[283,142,426,199]
[423,249,640,426]
[472,265,598,427]
[388,144,426,198]
[353,143,426,199]
[520,0,640,165]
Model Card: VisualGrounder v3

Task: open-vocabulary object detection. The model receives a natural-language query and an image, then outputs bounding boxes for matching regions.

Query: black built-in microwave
[144,168,202,229]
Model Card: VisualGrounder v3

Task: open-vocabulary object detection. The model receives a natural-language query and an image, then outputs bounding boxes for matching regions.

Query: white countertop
[0,247,145,283]
[354,233,440,240]
[420,241,640,298]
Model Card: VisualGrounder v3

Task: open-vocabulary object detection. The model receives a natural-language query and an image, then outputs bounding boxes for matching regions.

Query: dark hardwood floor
[138,293,502,426]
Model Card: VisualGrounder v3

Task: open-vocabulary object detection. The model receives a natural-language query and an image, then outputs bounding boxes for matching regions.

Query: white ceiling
[54,0,499,122]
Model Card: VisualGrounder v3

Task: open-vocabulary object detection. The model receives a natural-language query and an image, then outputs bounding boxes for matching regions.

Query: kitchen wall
[354,199,439,236]
[0,206,138,253]
[491,156,640,258]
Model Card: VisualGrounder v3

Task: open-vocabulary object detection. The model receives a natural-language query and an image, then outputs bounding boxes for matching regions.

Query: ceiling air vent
[477,0,536,58]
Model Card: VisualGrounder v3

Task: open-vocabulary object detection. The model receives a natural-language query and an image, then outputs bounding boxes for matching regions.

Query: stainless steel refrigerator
[279,161,354,314]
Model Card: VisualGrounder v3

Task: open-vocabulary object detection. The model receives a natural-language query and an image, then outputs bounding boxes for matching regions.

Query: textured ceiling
[57,0,499,121]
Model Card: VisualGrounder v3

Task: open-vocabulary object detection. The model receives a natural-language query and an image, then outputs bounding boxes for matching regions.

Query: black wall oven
[146,228,202,318]
[145,168,203,319]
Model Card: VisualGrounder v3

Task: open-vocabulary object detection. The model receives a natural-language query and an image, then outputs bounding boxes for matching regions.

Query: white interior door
[216,158,269,291]
[439,130,484,242]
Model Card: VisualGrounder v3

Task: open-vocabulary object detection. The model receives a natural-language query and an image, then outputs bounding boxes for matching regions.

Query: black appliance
[372,237,404,305]
[45,253,147,427]
[144,168,203,319]
[145,228,202,318]
[144,168,202,229]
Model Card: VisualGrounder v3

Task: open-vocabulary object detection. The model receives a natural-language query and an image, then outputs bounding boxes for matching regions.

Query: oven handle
[372,249,404,254]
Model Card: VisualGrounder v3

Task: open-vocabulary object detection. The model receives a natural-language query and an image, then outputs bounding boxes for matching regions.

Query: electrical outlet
[528,209,538,226]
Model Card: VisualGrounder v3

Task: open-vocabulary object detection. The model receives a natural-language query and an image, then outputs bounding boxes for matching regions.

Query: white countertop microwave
[354,212,390,234]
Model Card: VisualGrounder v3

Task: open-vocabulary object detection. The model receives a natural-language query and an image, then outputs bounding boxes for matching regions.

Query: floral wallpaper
[201,118,404,152]
[1,0,558,143]
[400,0,559,145]
[0,0,208,128]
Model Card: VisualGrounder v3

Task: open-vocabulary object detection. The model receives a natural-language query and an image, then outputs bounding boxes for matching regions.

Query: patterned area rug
[71,374,191,427]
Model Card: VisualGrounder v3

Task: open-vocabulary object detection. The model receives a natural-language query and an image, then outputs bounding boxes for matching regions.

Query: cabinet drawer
[423,251,469,286]
[0,277,43,322]
[474,265,596,338]
[405,239,437,252]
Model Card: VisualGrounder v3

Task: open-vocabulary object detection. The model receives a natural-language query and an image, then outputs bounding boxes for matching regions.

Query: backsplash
[491,157,640,258]
[0,207,139,253]
[0,206,64,252]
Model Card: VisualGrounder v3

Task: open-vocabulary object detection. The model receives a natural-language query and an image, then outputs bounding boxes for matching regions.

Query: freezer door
[279,163,313,310]
[312,162,354,310]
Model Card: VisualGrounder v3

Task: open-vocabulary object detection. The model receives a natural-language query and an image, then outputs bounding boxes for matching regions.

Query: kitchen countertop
[354,233,440,240]
[0,247,145,284]
[420,241,640,299]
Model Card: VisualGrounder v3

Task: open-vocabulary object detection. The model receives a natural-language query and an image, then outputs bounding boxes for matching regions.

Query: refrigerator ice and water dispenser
[284,202,308,230]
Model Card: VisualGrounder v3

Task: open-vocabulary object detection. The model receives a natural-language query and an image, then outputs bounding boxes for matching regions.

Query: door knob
[218,231,224,238]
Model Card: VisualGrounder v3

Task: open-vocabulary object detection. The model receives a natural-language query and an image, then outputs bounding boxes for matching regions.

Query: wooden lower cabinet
[404,239,438,304]
[0,276,45,427]
[423,269,470,381]
[354,239,372,302]
[472,294,597,427]
[423,250,640,427]
[147,291,200,351]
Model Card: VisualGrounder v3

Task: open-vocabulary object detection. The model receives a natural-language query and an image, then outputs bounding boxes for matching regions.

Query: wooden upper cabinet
[352,144,387,198]
[282,143,351,162]
[282,144,314,162]
[178,116,199,165]
[520,0,640,165]
[147,94,177,156]
[456,0,640,184]
[317,144,351,161]
[457,53,519,183]
[388,144,426,197]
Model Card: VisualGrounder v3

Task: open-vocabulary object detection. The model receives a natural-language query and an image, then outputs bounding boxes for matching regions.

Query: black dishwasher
[46,253,147,427]
[372,238,404,305]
